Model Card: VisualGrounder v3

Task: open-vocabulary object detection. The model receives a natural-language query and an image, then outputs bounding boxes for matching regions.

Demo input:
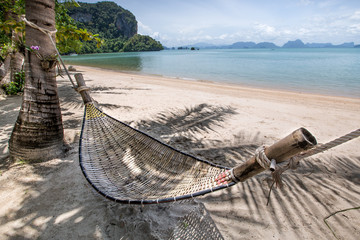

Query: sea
[62,48,360,98]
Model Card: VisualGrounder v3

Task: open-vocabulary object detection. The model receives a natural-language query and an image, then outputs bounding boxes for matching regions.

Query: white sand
[0,65,359,239]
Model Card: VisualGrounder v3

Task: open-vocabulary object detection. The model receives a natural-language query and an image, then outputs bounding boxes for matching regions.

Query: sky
[82,0,360,47]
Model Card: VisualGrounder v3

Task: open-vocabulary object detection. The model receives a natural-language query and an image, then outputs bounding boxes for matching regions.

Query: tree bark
[9,52,24,83]
[9,0,66,162]
[0,57,11,83]
[9,0,24,83]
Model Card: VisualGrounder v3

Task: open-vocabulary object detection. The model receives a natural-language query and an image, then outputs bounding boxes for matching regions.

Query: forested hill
[67,1,163,53]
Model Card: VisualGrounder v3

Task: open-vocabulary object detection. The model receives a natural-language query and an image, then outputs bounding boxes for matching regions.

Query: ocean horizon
[63,48,360,98]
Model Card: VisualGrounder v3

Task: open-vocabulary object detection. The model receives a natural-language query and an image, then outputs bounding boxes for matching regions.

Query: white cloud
[348,24,360,34]
[350,10,360,20]
[138,21,153,35]
[151,32,160,39]
[255,23,276,35]
[219,34,228,40]
[317,0,341,9]
[137,22,163,41]
[298,0,313,6]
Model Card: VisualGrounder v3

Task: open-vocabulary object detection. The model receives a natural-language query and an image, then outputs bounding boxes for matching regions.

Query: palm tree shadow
[137,104,261,168]
[0,95,22,168]
[137,103,237,140]
[200,154,360,239]
[128,103,267,238]
[4,91,358,239]
[137,106,360,238]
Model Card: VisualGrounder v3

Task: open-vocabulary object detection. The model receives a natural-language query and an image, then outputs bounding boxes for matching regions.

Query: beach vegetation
[67,1,136,54]
[2,70,24,95]
[55,1,102,54]
[0,43,11,65]
[67,2,163,53]
[0,0,25,84]
[122,34,164,52]
[0,0,102,57]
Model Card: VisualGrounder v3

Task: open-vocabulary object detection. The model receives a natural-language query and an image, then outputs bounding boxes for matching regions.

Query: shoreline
[70,65,360,103]
[62,47,360,99]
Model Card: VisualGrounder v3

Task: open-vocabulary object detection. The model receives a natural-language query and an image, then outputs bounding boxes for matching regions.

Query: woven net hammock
[80,103,235,204]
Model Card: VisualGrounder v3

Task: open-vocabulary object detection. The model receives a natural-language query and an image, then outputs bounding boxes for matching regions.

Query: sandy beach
[1,65,359,239]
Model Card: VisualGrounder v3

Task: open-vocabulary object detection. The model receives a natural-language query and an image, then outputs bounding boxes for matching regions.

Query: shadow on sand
[1,79,359,239]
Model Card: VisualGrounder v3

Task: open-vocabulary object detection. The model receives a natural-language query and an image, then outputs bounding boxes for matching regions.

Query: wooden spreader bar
[232,128,317,182]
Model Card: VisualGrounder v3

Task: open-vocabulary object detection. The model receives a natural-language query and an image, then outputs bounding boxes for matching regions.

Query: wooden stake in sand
[74,73,92,104]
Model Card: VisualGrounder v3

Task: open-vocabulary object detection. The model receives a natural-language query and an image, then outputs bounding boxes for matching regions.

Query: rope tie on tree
[21,16,57,35]
[21,16,77,89]
[255,146,276,171]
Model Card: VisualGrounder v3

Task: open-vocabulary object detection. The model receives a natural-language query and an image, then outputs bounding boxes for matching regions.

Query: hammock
[73,74,360,204]
[80,103,233,204]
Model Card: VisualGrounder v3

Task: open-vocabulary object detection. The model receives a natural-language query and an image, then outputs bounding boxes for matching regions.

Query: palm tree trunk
[9,52,24,83]
[0,57,10,82]
[9,0,24,84]
[9,0,66,162]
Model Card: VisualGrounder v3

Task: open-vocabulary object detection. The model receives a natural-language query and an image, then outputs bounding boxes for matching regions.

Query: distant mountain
[230,41,257,48]
[176,39,357,50]
[188,42,217,48]
[255,42,279,48]
[332,42,355,48]
[282,40,356,48]
[179,42,218,49]
[305,42,333,48]
[282,39,306,48]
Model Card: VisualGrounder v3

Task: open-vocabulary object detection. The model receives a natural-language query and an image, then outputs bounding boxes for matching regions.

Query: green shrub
[122,34,163,52]
[3,70,25,95]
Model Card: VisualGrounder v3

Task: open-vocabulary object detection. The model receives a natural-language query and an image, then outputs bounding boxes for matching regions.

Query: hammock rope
[293,129,360,160]
[23,17,360,204]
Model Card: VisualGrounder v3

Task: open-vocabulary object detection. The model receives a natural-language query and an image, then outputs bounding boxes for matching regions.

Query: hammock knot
[255,146,302,188]
[255,145,276,171]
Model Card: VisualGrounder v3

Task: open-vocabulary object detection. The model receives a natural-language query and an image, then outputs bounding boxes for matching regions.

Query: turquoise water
[63,48,360,98]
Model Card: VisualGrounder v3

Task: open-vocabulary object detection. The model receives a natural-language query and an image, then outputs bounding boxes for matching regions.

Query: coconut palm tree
[9,0,66,161]
[9,0,25,84]
[0,0,24,83]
